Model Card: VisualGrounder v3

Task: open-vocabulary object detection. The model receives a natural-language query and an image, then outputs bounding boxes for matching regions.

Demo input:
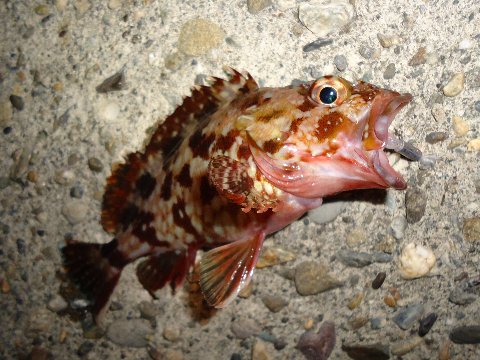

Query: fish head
[246,76,413,199]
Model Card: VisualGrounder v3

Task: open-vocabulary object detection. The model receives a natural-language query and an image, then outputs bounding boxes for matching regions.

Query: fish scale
[62,68,415,322]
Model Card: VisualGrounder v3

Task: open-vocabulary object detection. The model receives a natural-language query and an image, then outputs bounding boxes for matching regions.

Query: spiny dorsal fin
[146,68,258,159]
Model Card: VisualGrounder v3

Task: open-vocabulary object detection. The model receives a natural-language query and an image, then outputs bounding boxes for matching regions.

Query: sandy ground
[1,0,479,359]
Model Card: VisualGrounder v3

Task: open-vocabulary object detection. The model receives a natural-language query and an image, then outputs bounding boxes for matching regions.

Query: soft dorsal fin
[145,68,258,159]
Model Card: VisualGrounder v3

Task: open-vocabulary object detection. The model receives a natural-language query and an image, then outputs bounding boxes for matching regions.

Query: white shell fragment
[298,0,355,37]
[398,243,436,279]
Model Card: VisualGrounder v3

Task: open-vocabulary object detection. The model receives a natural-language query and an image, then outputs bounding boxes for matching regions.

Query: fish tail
[61,238,127,323]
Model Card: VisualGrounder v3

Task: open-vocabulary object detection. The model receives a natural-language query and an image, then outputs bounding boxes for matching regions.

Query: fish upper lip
[369,92,413,189]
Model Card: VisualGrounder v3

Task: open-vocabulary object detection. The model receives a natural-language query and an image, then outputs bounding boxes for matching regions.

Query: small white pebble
[443,72,465,97]
[98,100,120,122]
[458,38,474,50]
[467,139,480,151]
[452,116,470,137]
[398,242,436,279]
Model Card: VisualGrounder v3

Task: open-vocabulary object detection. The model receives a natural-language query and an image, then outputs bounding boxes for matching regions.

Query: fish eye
[319,86,337,104]
[310,77,351,107]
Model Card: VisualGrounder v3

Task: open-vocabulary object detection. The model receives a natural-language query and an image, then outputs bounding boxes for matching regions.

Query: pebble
[392,303,425,330]
[463,217,480,242]
[70,184,84,199]
[337,250,372,267]
[431,104,447,123]
[230,354,242,360]
[458,38,474,50]
[308,201,346,224]
[88,157,103,172]
[47,294,68,313]
[0,101,13,126]
[230,318,261,339]
[359,45,374,59]
[398,242,436,279]
[276,0,296,11]
[9,95,25,111]
[138,301,158,320]
[377,33,401,48]
[26,346,51,360]
[178,19,224,56]
[107,0,122,10]
[449,325,480,344]
[252,339,273,360]
[62,200,88,225]
[448,287,477,305]
[106,319,153,347]
[16,238,26,255]
[371,272,386,290]
[294,261,343,296]
[391,336,423,356]
[256,246,296,268]
[347,292,364,310]
[261,294,289,312]
[418,312,438,337]
[247,0,272,14]
[341,343,390,360]
[467,139,480,151]
[74,0,91,14]
[55,169,76,185]
[345,228,367,247]
[475,100,480,112]
[370,317,386,330]
[383,63,396,79]
[298,0,354,37]
[448,137,467,150]
[443,72,465,97]
[425,131,448,144]
[348,314,369,330]
[163,325,181,342]
[297,321,335,360]
[408,47,427,66]
[452,116,470,136]
[238,281,253,298]
[96,70,125,93]
[77,341,94,357]
[390,215,407,240]
[303,38,333,52]
[384,294,397,308]
[405,188,427,223]
[97,100,120,121]
[334,54,347,72]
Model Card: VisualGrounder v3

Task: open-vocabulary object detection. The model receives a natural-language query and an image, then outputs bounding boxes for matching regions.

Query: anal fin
[199,232,265,308]
[136,247,197,296]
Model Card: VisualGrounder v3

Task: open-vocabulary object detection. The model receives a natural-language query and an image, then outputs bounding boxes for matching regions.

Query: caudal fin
[61,238,126,323]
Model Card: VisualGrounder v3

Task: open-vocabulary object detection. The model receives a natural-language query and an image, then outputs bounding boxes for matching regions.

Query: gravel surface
[1,1,479,359]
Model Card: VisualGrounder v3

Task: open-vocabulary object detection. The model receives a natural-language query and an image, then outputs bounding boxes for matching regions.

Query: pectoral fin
[199,232,265,308]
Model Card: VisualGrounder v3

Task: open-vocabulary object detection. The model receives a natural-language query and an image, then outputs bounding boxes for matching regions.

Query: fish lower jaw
[371,149,407,189]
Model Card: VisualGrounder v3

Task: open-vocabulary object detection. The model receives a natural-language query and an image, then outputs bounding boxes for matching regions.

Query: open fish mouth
[368,92,419,189]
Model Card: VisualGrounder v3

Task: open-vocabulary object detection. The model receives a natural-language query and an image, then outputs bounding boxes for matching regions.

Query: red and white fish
[62,68,416,322]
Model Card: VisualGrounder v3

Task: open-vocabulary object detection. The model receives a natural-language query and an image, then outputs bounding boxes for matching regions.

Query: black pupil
[319,86,337,104]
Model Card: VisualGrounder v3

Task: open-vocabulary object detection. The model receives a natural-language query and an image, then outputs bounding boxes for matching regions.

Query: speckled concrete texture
[0,1,479,359]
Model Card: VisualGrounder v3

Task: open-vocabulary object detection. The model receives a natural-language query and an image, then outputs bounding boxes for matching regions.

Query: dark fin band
[136,247,197,296]
[62,239,126,323]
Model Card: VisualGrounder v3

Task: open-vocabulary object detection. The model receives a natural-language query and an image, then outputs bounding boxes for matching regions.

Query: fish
[62,68,417,322]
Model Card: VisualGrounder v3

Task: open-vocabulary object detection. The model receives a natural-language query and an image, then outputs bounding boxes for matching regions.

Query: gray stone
[47,295,68,313]
[392,303,425,330]
[334,54,347,71]
[448,288,477,305]
[261,295,289,313]
[294,261,343,296]
[62,200,88,225]
[77,341,94,357]
[405,188,427,224]
[383,63,396,79]
[106,319,153,347]
[359,45,374,59]
[449,325,480,344]
[298,0,354,37]
[303,38,333,52]
[341,343,390,360]
[230,318,261,339]
[425,131,448,144]
[308,201,346,224]
[337,250,373,267]
[88,157,103,172]
[370,317,386,330]
[390,215,407,240]
[9,95,24,111]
